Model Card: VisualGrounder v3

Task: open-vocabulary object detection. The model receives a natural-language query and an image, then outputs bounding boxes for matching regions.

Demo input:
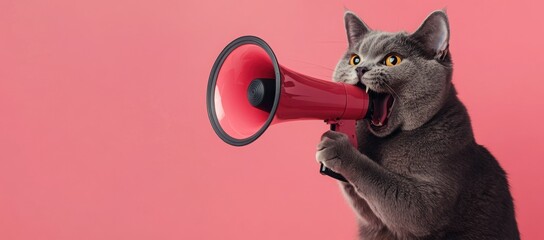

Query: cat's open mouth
[359,83,395,128]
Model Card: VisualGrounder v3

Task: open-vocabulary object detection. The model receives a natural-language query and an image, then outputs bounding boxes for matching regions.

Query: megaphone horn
[207,36,370,182]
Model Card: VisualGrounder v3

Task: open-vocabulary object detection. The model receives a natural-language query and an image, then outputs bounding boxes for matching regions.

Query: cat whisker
[311,41,346,44]
[382,81,401,101]
[309,74,334,80]
[284,58,336,71]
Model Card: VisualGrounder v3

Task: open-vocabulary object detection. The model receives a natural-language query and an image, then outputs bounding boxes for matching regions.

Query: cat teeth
[365,86,370,93]
[371,120,383,127]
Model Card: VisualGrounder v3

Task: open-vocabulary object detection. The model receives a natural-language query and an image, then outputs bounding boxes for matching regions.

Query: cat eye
[349,54,361,65]
[384,54,402,66]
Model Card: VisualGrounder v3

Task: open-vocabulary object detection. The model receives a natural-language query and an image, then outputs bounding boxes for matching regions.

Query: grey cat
[316,10,520,239]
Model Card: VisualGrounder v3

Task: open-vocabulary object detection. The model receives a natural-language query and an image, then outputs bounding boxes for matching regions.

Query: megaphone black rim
[207,36,281,146]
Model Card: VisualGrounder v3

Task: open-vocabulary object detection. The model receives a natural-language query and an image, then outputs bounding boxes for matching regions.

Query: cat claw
[365,85,370,93]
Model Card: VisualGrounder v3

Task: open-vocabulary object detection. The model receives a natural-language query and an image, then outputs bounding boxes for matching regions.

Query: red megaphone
[207,36,370,181]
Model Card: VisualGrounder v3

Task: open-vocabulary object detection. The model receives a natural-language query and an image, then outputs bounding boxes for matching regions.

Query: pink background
[1,0,543,239]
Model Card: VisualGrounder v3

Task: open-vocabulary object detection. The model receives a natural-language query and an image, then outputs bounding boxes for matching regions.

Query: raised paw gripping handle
[319,119,358,182]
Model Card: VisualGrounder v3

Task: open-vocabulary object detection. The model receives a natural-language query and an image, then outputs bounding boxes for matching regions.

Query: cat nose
[356,66,369,79]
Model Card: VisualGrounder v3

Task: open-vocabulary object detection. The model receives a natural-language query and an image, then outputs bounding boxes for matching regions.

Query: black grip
[319,163,347,182]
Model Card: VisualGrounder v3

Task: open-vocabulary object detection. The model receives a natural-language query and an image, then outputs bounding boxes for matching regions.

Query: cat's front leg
[339,181,385,228]
[316,130,454,237]
[316,131,387,230]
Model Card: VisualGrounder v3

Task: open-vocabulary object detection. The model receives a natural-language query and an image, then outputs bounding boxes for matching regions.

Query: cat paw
[315,130,357,172]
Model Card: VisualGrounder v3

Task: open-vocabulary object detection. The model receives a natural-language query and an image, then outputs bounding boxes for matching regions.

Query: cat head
[333,10,453,137]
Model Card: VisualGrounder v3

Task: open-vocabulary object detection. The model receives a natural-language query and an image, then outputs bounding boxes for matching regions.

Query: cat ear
[412,10,450,60]
[344,11,370,46]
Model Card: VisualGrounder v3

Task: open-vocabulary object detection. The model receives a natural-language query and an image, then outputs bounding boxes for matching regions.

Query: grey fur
[317,10,519,239]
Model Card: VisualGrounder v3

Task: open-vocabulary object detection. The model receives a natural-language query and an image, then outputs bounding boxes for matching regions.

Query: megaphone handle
[320,119,358,182]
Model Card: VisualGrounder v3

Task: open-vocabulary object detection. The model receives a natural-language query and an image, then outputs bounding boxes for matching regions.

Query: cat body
[316,11,519,239]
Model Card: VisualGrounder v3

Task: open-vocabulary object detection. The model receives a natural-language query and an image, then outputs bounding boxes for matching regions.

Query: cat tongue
[371,93,393,126]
